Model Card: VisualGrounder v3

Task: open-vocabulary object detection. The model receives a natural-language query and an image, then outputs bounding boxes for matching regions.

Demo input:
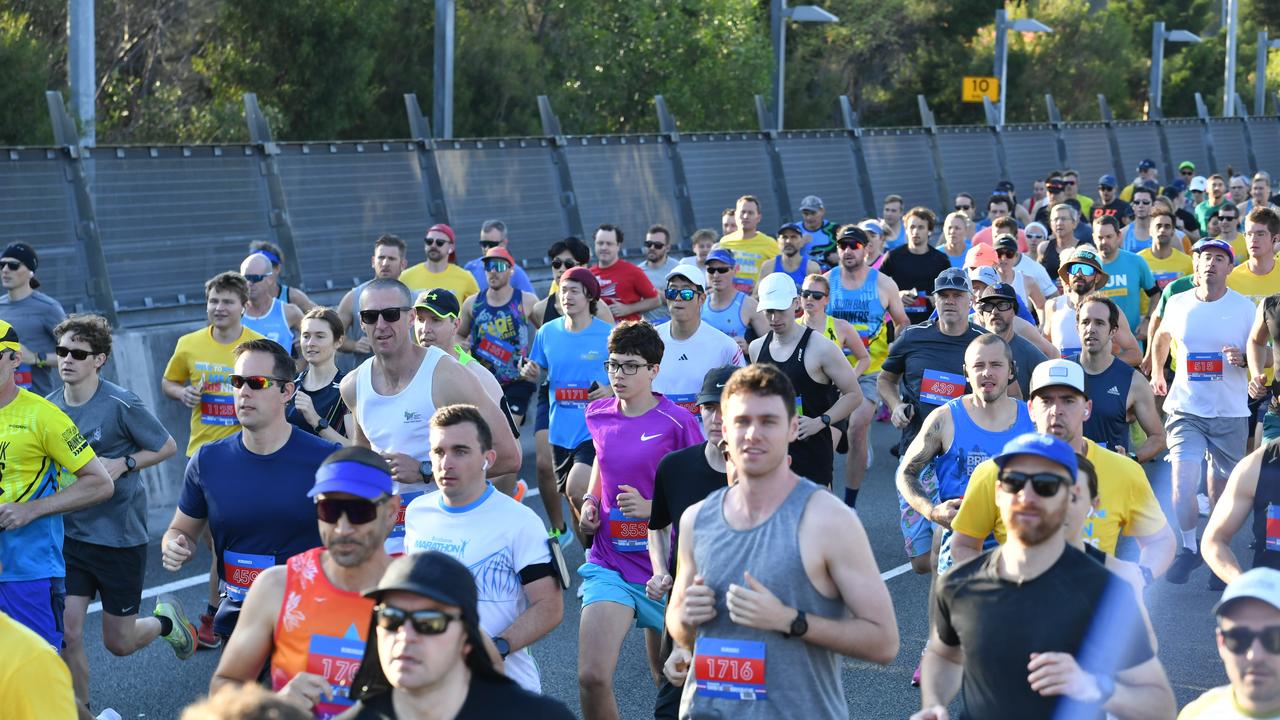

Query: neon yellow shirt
[0,611,77,718]
[718,232,778,293]
[163,325,265,456]
[400,263,479,305]
[951,439,1167,554]
[1179,685,1280,719]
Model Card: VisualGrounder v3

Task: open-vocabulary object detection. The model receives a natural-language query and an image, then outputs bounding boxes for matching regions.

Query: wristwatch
[820,414,832,427]
[419,460,431,480]
[313,416,330,432]
[783,609,808,639]
[492,636,511,659]
[124,455,137,473]
[1092,673,1116,704]
[1139,565,1154,587]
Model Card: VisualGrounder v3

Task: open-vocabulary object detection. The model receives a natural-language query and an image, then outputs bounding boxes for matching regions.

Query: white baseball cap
[1190,175,1207,192]
[756,272,798,311]
[1215,567,1280,616]
[666,264,706,290]
[1029,359,1087,397]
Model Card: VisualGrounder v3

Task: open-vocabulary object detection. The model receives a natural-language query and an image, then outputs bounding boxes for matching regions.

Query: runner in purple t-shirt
[577,321,703,720]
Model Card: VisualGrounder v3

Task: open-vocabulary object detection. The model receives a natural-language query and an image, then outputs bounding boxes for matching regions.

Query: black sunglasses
[316,496,384,525]
[996,248,1017,258]
[229,374,290,391]
[997,470,1070,497]
[705,266,732,275]
[55,345,95,360]
[359,307,412,325]
[243,273,269,284]
[955,204,972,211]
[665,287,698,301]
[0,260,23,271]
[644,241,667,249]
[374,605,461,635]
[425,238,450,248]
[551,259,577,270]
[800,290,827,300]
[1220,625,1280,654]
[480,240,501,249]
[837,239,865,250]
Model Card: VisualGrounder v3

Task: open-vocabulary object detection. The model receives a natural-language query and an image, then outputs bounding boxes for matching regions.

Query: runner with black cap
[0,242,66,395]
[974,283,1049,395]
[342,551,573,719]
[758,222,820,290]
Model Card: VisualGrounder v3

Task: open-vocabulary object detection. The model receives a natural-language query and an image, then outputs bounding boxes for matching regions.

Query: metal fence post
[1043,94,1070,169]
[1097,95,1127,185]
[404,93,451,227]
[982,97,1013,184]
[916,95,951,209]
[242,93,303,289]
[1235,93,1260,173]
[44,91,117,324]
[753,94,794,223]
[536,96,585,240]
[839,96,878,215]
[654,96,699,245]
[1195,93,1220,173]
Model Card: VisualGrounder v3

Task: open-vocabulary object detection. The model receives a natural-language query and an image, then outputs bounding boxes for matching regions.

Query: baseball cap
[1138,179,1160,193]
[993,233,1019,253]
[965,244,998,268]
[1029,358,1087,398]
[777,222,805,238]
[1179,160,1196,171]
[1097,174,1118,189]
[482,246,515,266]
[1167,178,1187,193]
[706,248,736,267]
[1057,247,1110,285]
[994,180,1016,194]
[425,223,455,243]
[0,319,20,355]
[756,272,799,311]
[837,225,869,246]
[413,288,460,319]
[933,267,971,294]
[697,366,739,405]
[857,219,884,236]
[1215,567,1280,616]
[666,263,706,290]
[1137,159,1157,171]
[978,282,1019,305]
[1046,179,1066,193]
[799,195,824,212]
[993,432,1079,480]
[1193,237,1235,263]
[1190,175,1208,192]
[560,266,601,300]
[968,266,999,289]
[307,453,394,500]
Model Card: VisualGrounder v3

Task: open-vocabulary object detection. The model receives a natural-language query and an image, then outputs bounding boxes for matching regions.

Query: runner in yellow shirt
[717,194,777,294]
[1139,205,1194,291]
[398,224,480,302]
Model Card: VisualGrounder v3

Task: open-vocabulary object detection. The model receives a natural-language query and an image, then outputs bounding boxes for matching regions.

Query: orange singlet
[269,547,375,719]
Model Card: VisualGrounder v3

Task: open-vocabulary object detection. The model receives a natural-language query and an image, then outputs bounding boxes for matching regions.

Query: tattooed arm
[894,403,955,526]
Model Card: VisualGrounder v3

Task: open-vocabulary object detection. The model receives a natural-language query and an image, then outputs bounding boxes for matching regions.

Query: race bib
[386,490,426,557]
[1186,352,1224,382]
[1153,271,1180,289]
[200,392,237,426]
[852,324,873,348]
[1267,505,1280,552]
[668,393,699,415]
[905,292,929,314]
[306,633,365,719]
[224,550,274,603]
[694,637,767,701]
[607,507,647,553]
[920,369,965,405]
[554,381,590,408]
[475,333,516,367]
[13,364,32,389]
[1059,346,1081,359]
[733,277,755,295]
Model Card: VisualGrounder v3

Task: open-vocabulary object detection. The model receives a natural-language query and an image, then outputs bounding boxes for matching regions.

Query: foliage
[0,9,55,144]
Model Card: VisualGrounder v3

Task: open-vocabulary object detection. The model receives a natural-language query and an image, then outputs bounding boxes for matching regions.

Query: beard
[1006,497,1068,546]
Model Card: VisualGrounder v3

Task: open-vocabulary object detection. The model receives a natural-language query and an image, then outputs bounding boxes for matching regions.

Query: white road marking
[88,573,211,616]
[880,563,913,581]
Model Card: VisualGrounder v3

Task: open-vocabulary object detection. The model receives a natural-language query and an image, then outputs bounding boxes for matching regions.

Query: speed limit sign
[962,76,1000,103]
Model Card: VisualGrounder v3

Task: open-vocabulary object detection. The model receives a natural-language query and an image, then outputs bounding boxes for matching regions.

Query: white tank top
[354,346,445,463]
[1049,295,1081,356]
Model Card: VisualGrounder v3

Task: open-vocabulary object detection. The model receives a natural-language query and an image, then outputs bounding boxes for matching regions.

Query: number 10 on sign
[962,76,1000,103]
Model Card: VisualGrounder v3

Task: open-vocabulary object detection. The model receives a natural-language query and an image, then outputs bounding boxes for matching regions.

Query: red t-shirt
[591,261,658,321]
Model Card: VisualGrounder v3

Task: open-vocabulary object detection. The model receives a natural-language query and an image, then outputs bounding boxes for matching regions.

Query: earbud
[1084,409,1090,418]
[482,458,491,472]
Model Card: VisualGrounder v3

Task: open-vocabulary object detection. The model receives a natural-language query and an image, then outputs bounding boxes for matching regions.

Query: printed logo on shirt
[61,426,88,455]
[412,535,470,557]
[678,354,689,361]
[641,432,663,441]
[1107,386,1121,396]
[403,410,423,423]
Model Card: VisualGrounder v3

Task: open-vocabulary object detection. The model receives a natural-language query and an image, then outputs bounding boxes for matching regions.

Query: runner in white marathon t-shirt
[653,264,743,418]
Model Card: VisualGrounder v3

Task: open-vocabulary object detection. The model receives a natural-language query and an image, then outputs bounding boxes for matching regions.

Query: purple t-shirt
[585,393,703,584]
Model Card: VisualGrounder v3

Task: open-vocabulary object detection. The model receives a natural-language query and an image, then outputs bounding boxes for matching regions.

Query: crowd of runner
[2,160,1280,718]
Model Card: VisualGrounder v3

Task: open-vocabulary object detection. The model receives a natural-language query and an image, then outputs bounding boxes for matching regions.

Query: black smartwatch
[783,610,808,639]
[313,417,330,433]
[820,414,832,427]
[124,455,137,473]
[492,636,511,659]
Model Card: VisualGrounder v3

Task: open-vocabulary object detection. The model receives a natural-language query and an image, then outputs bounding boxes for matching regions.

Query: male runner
[717,195,778,292]
[1092,216,1158,337]
[466,219,537,295]
[399,223,480,301]
[880,193,907,250]
[973,283,1050,395]
[1204,438,1280,583]
[210,447,398,719]
[637,224,681,324]
[592,224,659,322]
[653,264,743,415]
[455,247,539,424]
[1037,203,1089,281]
[248,240,316,312]
[757,222,820,290]
[1042,247,1142,364]
[0,317,112,649]
[880,207,953,325]
[240,252,304,352]
[411,290,508,416]
[1219,202,1247,261]
[1152,238,1258,586]
[49,314,185,717]
[668,363,898,718]
[337,234,408,361]
[700,248,767,352]
[749,272,862,487]
[405,404,563,693]
[1121,186,1157,252]
[576,321,703,720]
[0,242,65,395]
[161,339,340,639]
[798,195,840,269]
[1139,205,1194,292]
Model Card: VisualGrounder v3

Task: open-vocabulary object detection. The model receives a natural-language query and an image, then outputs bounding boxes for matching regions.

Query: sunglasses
[800,290,827,300]
[425,238,450,248]
[374,605,461,635]
[997,470,1070,497]
[644,241,667,249]
[1098,186,1115,191]
[0,260,23,271]
[1062,180,1077,186]
[551,258,577,270]
[1067,263,1098,277]
[1220,625,1280,654]
[479,240,501,249]
[1220,215,1238,222]
[665,287,698,301]
[316,496,384,525]
[55,345,95,360]
[1181,169,1195,175]
[484,261,510,273]
[705,266,733,275]
[359,307,412,325]
[229,374,290,391]
[604,361,651,376]
[955,204,972,211]
[837,240,865,250]
[996,249,1017,258]
[1131,199,1152,206]
[980,299,1014,312]
[243,273,269,284]
[1026,233,1046,241]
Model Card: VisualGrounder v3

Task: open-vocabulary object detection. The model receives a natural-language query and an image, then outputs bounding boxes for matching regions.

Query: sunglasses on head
[374,605,461,635]
[705,265,732,275]
[425,238,450,248]
[484,261,510,273]
[316,496,384,525]
[1220,625,1280,654]
[1067,263,1098,277]
[55,346,95,360]
[665,287,698,301]
[550,258,577,270]
[644,241,666,249]
[229,374,289,391]
[0,260,24,271]
[243,273,269,284]
[998,470,1070,497]
[359,307,411,325]
[800,290,827,300]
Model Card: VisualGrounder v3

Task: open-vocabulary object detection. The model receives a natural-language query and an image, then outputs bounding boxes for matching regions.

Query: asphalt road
[79,420,1230,719]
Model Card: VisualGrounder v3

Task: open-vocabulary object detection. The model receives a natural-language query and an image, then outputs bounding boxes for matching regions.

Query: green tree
[0,10,56,144]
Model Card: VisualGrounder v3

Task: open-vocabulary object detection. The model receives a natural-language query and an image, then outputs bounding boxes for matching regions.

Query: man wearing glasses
[1217,201,1248,262]
[400,223,480,303]
[652,265,743,416]
[161,339,339,641]
[337,234,409,364]
[699,248,768,353]
[1181,568,1280,719]
[209,446,397,717]
[404,405,563,694]
[917,432,1175,720]
[974,283,1048,398]
[1121,186,1156,252]
[1042,247,1142,364]
[0,242,66,396]
[636,225,681,324]
[464,219,536,296]
[1092,174,1132,223]
[239,252,303,355]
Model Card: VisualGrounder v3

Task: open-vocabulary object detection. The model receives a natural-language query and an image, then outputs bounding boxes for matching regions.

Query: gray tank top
[679,481,847,720]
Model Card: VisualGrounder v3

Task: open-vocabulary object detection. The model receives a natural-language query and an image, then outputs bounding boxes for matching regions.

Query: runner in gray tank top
[667,364,898,719]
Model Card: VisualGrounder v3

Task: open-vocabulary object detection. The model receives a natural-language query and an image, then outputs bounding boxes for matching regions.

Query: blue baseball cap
[706,248,736,266]
[1193,237,1235,263]
[1098,174,1118,189]
[308,458,395,500]
[777,222,805,238]
[994,432,1079,480]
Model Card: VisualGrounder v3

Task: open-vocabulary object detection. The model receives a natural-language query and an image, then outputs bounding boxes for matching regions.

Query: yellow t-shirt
[1138,247,1193,291]
[1228,263,1280,306]
[163,325,265,456]
[718,232,778,293]
[400,263,479,305]
[951,439,1167,554]
[0,611,77,718]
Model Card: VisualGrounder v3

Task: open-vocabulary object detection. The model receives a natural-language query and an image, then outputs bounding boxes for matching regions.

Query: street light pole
[68,0,95,146]
[1150,22,1203,119]
[993,10,1053,127]
[769,0,838,131]
[1256,31,1280,115]
[1224,0,1239,116]
[432,0,455,139]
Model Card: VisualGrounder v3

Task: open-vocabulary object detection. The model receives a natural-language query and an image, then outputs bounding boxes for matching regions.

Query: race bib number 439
[920,369,965,405]
[694,637,767,700]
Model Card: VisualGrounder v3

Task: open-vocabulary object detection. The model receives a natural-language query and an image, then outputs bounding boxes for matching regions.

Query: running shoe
[513,478,528,503]
[1208,571,1227,592]
[153,594,197,660]
[550,524,575,549]
[911,660,922,687]
[1165,548,1204,585]
[196,611,222,650]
